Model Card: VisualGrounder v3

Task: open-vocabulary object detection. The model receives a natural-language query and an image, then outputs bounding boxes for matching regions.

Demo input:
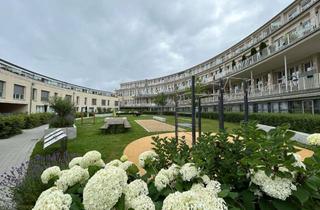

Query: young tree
[154,92,167,115]
[49,97,75,128]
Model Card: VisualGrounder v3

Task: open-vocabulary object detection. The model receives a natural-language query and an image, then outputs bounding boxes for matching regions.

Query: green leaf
[293,187,310,204]
[272,200,298,210]
[88,165,101,177]
[218,189,230,198]
[114,194,125,210]
[259,200,275,210]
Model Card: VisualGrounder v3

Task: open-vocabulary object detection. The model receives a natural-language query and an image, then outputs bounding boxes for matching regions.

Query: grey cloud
[0,0,293,91]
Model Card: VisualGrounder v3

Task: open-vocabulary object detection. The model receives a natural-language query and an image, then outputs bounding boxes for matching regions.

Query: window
[84,97,87,105]
[0,81,5,98]
[13,84,25,100]
[32,88,37,101]
[108,100,110,106]
[101,99,106,106]
[92,98,97,105]
[115,101,119,106]
[41,90,50,102]
[65,95,72,102]
[76,96,80,105]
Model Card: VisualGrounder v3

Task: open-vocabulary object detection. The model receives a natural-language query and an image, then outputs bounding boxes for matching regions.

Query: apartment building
[116,0,320,115]
[0,59,119,114]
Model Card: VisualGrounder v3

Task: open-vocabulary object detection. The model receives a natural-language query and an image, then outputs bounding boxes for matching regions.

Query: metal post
[191,76,196,145]
[198,97,202,137]
[244,80,249,123]
[174,94,179,140]
[218,79,224,130]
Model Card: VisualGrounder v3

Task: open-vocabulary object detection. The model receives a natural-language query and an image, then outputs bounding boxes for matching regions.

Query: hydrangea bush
[29,123,320,210]
[152,122,320,210]
[32,150,227,210]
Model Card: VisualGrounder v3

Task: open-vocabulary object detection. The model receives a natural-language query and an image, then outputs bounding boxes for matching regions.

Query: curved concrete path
[0,124,48,174]
[124,132,314,169]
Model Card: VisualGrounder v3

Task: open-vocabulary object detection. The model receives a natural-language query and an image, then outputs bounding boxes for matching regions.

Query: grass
[31,115,239,162]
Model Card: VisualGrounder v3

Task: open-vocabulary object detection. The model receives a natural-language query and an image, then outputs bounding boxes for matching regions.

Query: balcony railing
[222,23,319,78]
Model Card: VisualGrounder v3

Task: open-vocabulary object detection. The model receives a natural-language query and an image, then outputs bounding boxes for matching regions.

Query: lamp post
[218,79,224,130]
[191,76,196,145]
[198,97,202,137]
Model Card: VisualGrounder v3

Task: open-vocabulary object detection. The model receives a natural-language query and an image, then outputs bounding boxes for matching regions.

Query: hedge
[143,111,320,133]
[0,113,54,139]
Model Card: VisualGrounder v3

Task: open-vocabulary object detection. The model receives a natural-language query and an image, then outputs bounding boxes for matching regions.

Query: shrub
[24,113,53,129]
[152,122,320,209]
[142,111,320,133]
[0,115,25,138]
[49,97,75,128]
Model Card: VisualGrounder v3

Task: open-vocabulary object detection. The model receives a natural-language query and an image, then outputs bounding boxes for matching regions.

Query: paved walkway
[124,132,314,171]
[135,119,185,132]
[0,124,48,175]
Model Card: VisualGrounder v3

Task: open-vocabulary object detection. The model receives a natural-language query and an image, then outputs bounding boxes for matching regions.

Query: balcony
[224,23,319,78]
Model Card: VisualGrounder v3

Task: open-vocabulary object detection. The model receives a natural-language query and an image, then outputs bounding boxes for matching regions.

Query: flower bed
[9,123,320,210]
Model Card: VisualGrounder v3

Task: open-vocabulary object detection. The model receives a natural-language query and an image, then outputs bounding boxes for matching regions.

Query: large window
[0,81,5,98]
[32,88,37,101]
[13,84,25,100]
[101,99,106,106]
[92,98,97,106]
[65,95,72,102]
[41,90,50,102]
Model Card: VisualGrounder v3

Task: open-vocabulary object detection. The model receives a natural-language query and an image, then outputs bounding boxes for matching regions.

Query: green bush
[0,113,53,139]
[49,97,75,128]
[143,111,320,133]
[152,122,320,209]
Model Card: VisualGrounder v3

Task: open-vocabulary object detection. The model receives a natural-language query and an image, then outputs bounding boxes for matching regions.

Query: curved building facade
[116,0,320,114]
[0,59,119,114]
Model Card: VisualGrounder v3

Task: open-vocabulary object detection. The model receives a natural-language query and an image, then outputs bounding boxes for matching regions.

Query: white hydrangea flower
[166,164,180,181]
[128,195,155,210]
[307,133,320,145]
[120,155,128,162]
[292,153,306,170]
[32,187,72,210]
[105,159,123,168]
[251,170,297,200]
[125,179,149,207]
[69,157,83,168]
[206,180,222,195]
[41,166,61,184]
[138,151,158,168]
[180,163,199,181]
[83,166,128,210]
[154,170,170,191]
[119,161,134,171]
[55,165,90,192]
[162,188,227,210]
[80,150,105,169]
[201,175,211,185]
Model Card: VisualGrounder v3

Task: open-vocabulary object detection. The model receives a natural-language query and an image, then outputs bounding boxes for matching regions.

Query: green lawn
[31,115,239,162]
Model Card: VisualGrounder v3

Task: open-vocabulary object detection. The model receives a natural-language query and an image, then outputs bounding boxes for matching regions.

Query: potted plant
[44,97,77,139]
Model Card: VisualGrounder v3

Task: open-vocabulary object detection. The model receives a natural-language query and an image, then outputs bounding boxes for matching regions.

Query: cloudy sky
[0,0,293,91]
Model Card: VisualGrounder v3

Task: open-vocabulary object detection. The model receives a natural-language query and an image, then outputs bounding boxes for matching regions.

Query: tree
[49,97,75,128]
[154,93,167,115]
